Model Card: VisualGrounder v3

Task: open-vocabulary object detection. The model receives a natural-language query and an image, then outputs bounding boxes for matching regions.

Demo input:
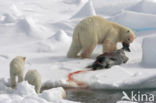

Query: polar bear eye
[127,30,130,33]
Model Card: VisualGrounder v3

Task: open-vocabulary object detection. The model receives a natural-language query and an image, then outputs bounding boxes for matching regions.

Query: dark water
[66,88,156,103]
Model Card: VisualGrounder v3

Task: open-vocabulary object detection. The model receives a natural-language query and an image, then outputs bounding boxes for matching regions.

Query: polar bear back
[10,56,25,75]
[75,16,115,44]
[25,69,41,86]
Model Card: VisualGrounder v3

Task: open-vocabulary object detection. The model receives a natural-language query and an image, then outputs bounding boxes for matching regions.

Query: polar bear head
[120,26,135,44]
[16,56,26,62]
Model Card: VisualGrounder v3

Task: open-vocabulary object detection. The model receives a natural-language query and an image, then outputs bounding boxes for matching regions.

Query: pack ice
[0,0,156,103]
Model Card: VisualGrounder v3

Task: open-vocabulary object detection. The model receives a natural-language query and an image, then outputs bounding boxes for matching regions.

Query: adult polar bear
[67,16,135,58]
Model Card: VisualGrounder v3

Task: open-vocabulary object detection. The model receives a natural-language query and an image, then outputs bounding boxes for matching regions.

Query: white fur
[10,56,26,89]
[67,16,135,58]
[25,69,41,94]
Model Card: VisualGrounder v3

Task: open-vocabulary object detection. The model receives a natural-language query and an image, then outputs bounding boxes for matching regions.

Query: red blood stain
[67,70,89,87]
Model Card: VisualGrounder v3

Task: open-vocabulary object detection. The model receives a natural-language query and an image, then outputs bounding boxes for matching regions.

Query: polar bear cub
[25,69,41,94]
[10,56,26,89]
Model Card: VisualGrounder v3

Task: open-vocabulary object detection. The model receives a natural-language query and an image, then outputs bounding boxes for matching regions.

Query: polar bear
[67,16,135,58]
[10,56,26,89]
[25,69,41,94]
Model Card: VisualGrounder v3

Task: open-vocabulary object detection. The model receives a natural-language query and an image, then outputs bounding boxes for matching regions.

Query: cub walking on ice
[10,56,26,89]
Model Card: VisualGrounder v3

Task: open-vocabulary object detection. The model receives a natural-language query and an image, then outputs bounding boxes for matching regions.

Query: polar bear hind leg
[67,39,81,58]
[10,73,16,89]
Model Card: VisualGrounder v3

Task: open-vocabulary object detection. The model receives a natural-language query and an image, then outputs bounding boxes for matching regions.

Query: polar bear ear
[23,57,26,61]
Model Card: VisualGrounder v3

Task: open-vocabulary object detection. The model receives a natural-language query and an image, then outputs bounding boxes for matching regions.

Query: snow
[93,0,141,16]
[16,17,49,39]
[109,10,156,31]
[142,36,156,67]
[0,81,78,103]
[0,0,156,103]
[39,87,66,102]
[14,81,37,96]
[127,0,156,14]
[71,0,96,19]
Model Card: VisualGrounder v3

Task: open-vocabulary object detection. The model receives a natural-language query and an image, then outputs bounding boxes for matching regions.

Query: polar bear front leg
[67,40,81,58]
[81,43,96,58]
[103,40,117,53]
